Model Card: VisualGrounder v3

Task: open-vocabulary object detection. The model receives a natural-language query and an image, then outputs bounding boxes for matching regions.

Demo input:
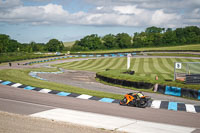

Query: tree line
[71,26,200,51]
[0,34,64,53]
[1,26,200,53]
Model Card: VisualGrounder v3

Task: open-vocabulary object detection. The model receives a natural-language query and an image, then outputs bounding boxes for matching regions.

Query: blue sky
[0,0,200,43]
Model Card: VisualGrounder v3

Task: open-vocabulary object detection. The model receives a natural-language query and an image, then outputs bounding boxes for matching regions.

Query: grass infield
[71,44,200,54]
[53,57,200,90]
[0,68,123,100]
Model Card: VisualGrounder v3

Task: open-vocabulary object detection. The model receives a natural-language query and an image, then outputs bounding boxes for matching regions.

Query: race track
[0,56,200,133]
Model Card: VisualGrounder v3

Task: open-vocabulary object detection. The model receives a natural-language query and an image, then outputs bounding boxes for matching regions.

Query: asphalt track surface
[0,84,200,129]
[0,56,200,132]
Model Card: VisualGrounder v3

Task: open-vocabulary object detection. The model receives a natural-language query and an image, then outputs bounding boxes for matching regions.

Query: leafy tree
[45,39,64,52]
[102,34,118,49]
[72,34,103,50]
[0,34,10,53]
[116,33,132,48]
[145,26,164,33]
[163,30,177,45]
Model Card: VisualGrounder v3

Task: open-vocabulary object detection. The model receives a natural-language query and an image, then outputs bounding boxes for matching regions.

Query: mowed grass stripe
[129,58,136,69]
[152,58,169,74]
[100,58,119,70]
[158,58,173,73]
[143,58,152,73]
[118,57,128,69]
[80,58,103,69]
[96,58,114,70]
[60,60,90,68]
[148,58,160,74]
[109,58,123,70]
[112,57,126,69]
[69,59,96,70]
[78,58,101,70]
[63,60,84,67]
[59,60,90,69]
[131,58,140,73]
[90,58,110,71]
[165,58,175,69]
[95,58,115,71]
[138,58,144,73]
[57,59,88,67]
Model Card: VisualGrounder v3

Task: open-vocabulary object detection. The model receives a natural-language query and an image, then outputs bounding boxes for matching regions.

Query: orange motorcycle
[119,92,151,108]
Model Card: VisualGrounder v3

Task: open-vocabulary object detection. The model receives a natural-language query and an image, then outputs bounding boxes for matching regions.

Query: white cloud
[113,5,144,15]
[151,10,180,27]
[0,0,22,11]
[0,0,199,28]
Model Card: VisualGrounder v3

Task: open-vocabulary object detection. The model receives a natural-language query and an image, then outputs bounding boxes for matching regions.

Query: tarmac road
[0,84,200,129]
[38,69,200,105]
[1,56,200,132]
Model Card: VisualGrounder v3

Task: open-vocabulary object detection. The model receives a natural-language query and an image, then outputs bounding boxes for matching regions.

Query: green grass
[53,57,200,79]
[0,68,123,100]
[0,52,62,63]
[71,44,200,54]
[97,69,200,90]
[63,41,75,47]
[53,57,200,90]
[147,53,200,57]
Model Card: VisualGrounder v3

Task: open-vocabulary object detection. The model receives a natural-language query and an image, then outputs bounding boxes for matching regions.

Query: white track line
[31,108,195,133]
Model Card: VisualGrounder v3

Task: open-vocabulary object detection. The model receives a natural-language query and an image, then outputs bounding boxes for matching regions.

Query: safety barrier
[157,85,200,100]
[23,53,137,65]
[96,74,200,100]
[96,74,153,89]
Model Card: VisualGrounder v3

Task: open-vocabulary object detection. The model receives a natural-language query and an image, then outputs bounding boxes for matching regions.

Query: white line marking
[39,89,51,93]
[77,94,92,99]
[151,100,161,109]
[185,104,196,113]
[30,108,195,133]
[11,83,22,88]
[0,97,56,109]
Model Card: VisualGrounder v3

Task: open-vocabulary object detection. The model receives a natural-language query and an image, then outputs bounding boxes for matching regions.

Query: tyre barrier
[23,53,137,65]
[157,85,200,100]
[96,74,153,89]
[97,74,200,100]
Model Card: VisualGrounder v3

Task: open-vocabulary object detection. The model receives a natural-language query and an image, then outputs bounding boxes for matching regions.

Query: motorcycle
[119,92,151,108]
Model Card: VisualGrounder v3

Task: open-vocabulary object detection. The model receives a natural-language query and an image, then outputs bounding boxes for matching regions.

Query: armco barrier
[96,74,153,89]
[157,85,200,100]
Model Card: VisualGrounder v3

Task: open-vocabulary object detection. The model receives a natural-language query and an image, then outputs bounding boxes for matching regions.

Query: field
[53,57,200,81]
[0,68,122,99]
[71,44,200,54]
[0,52,60,63]
[63,41,75,47]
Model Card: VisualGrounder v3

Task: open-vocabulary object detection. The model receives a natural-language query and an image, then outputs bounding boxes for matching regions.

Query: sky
[0,0,200,43]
